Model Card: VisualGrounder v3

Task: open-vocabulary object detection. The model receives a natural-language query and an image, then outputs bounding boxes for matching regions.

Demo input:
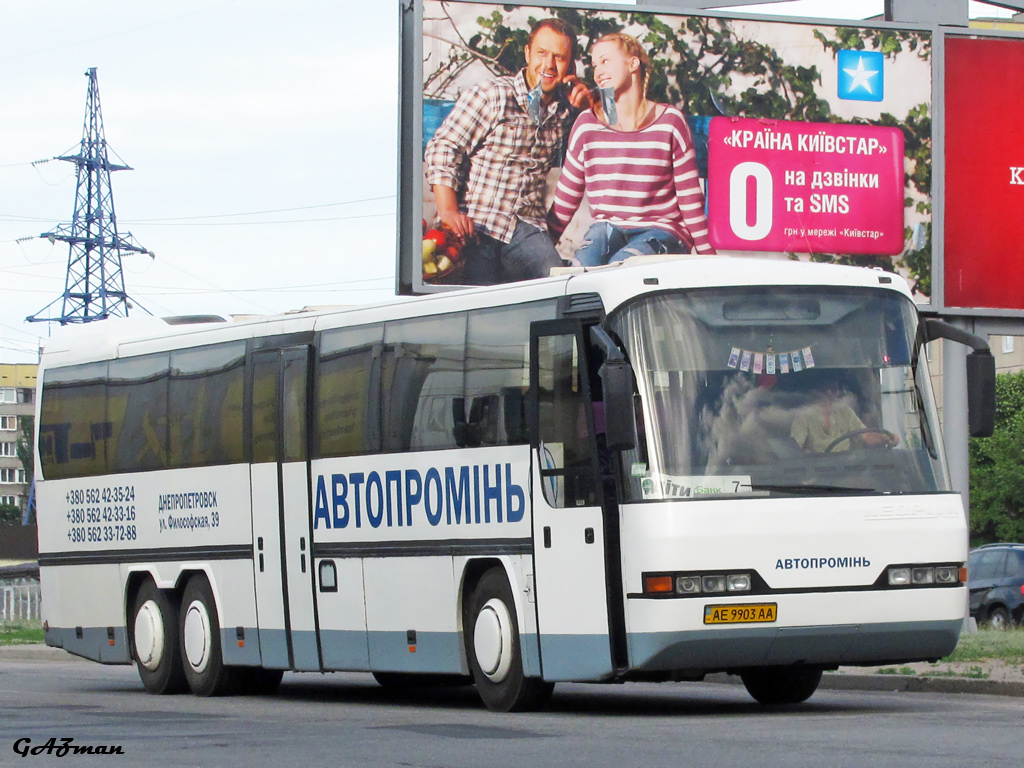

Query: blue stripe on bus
[626,619,962,670]
[539,635,615,681]
[44,625,131,664]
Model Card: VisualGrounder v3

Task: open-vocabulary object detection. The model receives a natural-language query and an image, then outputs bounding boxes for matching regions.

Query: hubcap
[134,599,163,670]
[182,599,212,673]
[474,598,513,682]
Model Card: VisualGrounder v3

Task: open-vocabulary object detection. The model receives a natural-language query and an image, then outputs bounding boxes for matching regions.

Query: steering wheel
[823,428,895,453]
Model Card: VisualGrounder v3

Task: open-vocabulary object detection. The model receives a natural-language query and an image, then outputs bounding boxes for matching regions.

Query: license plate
[703,603,778,625]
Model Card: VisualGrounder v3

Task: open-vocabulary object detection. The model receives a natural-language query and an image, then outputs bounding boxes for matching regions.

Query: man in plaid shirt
[425,18,590,285]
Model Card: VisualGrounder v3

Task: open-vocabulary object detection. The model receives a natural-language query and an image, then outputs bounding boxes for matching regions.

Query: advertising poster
[411,0,932,297]
[944,35,1024,311]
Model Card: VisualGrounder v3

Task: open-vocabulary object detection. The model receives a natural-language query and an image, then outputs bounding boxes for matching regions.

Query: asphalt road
[1,658,1022,768]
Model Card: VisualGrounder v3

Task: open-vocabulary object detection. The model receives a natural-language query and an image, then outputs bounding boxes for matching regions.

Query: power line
[125,195,396,222]
[125,212,396,227]
[0,196,396,227]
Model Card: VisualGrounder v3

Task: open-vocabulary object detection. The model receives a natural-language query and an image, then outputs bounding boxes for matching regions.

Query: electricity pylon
[27,67,149,325]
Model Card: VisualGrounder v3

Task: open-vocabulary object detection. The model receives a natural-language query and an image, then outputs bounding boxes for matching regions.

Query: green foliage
[814,26,931,62]
[0,622,44,646]
[0,503,21,525]
[944,627,1024,664]
[17,415,33,484]
[969,371,1024,545]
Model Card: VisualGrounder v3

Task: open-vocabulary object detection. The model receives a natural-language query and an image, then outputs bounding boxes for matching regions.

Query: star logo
[837,49,884,103]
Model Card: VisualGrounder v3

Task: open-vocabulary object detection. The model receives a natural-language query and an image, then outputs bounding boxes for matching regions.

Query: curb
[706,669,1024,698]
[2,645,1021,697]
[0,644,88,662]
[820,671,1024,698]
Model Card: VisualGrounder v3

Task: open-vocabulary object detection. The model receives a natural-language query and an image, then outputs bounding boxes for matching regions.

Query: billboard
[944,35,1024,311]
[399,0,933,297]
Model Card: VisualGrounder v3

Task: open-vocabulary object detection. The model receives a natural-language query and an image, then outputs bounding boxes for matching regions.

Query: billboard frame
[934,24,1024,321]
[398,0,1008,318]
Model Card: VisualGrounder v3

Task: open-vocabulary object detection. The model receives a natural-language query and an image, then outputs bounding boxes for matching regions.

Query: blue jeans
[574,221,686,267]
[460,219,563,286]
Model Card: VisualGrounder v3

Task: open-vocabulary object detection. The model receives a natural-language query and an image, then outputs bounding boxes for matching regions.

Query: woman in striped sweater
[547,33,715,265]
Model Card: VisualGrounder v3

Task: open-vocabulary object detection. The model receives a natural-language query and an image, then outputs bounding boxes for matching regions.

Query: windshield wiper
[747,483,872,495]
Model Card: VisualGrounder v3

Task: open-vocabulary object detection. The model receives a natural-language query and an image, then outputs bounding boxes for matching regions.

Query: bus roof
[37,255,914,370]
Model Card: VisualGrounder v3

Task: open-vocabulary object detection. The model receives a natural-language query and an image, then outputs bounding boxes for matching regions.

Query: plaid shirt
[425,70,571,244]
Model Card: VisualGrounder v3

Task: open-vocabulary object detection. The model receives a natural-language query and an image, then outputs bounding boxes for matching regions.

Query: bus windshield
[610,286,949,501]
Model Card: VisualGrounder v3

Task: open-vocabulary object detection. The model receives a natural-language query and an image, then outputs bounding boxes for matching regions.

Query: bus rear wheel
[131,580,187,694]
[179,575,238,697]
[464,568,553,712]
[740,665,823,705]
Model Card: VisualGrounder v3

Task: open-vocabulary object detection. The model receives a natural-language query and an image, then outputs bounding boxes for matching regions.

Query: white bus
[34,256,994,711]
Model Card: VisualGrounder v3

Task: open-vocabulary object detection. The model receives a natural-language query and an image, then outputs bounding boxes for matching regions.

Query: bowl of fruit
[422,221,464,282]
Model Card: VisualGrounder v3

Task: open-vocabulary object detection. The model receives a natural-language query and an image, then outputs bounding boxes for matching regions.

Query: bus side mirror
[589,325,637,451]
[598,359,637,451]
[922,319,995,438]
[967,351,995,438]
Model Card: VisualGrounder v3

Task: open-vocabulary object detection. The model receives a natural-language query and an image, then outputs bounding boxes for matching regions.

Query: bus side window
[535,333,599,508]
[317,324,384,459]
[108,353,169,473]
[38,361,108,480]
[169,342,246,468]
[385,312,467,453]
[466,299,557,446]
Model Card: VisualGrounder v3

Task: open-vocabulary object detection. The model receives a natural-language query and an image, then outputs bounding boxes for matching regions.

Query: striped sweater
[548,106,715,253]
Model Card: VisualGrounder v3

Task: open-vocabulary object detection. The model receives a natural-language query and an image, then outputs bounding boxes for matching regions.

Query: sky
[0,0,1016,363]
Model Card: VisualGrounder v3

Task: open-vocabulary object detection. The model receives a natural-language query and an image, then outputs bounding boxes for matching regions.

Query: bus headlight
[912,567,935,585]
[676,576,701,594]
[888,568,911,585]
[886,564,962,587]
[727,573,751,592]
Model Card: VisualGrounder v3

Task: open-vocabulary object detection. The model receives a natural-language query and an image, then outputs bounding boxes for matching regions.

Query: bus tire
[464,568,553,712]
[179,575,237,697]
[131,580,187,695]
[740,665,823,705]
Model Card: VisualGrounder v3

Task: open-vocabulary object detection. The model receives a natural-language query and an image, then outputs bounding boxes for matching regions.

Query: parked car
[967,543,1024,629]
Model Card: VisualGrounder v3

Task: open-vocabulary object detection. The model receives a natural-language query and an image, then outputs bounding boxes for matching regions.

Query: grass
[878,666,916,676]
[0,621,44,646]
[943,626,1024,665]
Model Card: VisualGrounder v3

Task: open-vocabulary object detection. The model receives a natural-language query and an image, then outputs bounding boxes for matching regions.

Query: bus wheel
[131,580,187,694]
[179,576,237,697]
[464,568,553,712]
[740,666,823,705]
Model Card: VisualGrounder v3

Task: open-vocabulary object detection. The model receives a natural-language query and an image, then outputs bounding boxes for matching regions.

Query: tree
[0,503,20,525]
[15,415,34,524]
[968,371,1024,545]
[16,415,33,486]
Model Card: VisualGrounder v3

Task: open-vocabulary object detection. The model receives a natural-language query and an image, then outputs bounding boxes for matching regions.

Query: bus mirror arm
[922,319,995,438]
[589,326,637,452]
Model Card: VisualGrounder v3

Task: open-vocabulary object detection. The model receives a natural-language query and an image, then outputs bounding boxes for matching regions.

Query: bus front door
[249,345,321,671]
[529,321,622,681]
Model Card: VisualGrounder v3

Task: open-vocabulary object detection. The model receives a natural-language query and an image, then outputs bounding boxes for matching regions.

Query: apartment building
[0,364,36,516]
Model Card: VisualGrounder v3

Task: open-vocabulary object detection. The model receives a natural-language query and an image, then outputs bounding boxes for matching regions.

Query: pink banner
[707,117,905,255]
